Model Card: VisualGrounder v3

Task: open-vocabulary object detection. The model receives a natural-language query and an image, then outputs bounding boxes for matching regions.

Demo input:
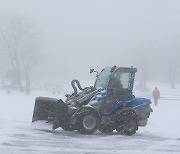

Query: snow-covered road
[0,83,180,154]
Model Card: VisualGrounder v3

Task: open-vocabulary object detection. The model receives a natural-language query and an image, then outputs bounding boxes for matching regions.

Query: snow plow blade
[32,97,69,123]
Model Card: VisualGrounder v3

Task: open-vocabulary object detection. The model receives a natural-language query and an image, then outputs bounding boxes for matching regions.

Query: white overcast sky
[0,0,180,82]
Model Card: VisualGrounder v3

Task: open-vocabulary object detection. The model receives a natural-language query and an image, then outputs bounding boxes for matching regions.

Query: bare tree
[22,41,41,94]
[0,15,41,94]
[133,48,151,92]
[166,49,180,89]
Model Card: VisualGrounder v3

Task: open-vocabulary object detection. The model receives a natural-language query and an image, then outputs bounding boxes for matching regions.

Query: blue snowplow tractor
[32,66,153,135]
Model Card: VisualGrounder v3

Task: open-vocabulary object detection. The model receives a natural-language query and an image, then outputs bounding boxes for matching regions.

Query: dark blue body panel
[113,96,151,111]
[89,88,152,116]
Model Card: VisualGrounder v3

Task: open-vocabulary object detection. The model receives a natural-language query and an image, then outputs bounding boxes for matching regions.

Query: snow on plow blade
[32,97,68,123]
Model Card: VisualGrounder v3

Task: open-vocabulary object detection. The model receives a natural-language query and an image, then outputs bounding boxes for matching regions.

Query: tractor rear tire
[116,110,138,136]
[77,112,98,134]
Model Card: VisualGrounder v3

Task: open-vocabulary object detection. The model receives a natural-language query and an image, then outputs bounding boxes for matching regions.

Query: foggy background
[0,0,180,92]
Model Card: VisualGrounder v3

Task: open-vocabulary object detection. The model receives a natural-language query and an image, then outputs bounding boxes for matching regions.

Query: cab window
[110,69,130,90]
[120,72,130,89]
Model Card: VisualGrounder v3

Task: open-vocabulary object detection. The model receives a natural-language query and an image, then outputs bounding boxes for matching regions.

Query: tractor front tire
[77,112,98,134]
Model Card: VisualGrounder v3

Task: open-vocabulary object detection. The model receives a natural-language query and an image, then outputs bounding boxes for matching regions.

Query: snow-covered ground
[0,82,180,154]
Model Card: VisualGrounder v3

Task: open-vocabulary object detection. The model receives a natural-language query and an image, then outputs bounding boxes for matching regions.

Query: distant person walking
[152,87,160,106]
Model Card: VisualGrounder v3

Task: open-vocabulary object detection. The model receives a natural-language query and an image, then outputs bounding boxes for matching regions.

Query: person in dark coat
[108,77,123,103]
[152,87,160,106]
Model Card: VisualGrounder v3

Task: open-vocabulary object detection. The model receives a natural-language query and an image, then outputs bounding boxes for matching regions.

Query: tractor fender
[115,105,152,121]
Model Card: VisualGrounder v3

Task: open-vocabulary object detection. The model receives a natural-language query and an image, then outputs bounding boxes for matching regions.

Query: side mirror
[89,68,99,77]
[90,69,94,74]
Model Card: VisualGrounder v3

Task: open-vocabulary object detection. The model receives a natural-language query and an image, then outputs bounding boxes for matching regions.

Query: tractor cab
[90,66,137,112]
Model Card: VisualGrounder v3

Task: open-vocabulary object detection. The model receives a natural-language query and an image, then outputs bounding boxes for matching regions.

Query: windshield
[94,67,112,89]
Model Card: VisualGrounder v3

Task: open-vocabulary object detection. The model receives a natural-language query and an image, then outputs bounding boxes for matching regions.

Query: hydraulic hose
[71,79,84,95]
